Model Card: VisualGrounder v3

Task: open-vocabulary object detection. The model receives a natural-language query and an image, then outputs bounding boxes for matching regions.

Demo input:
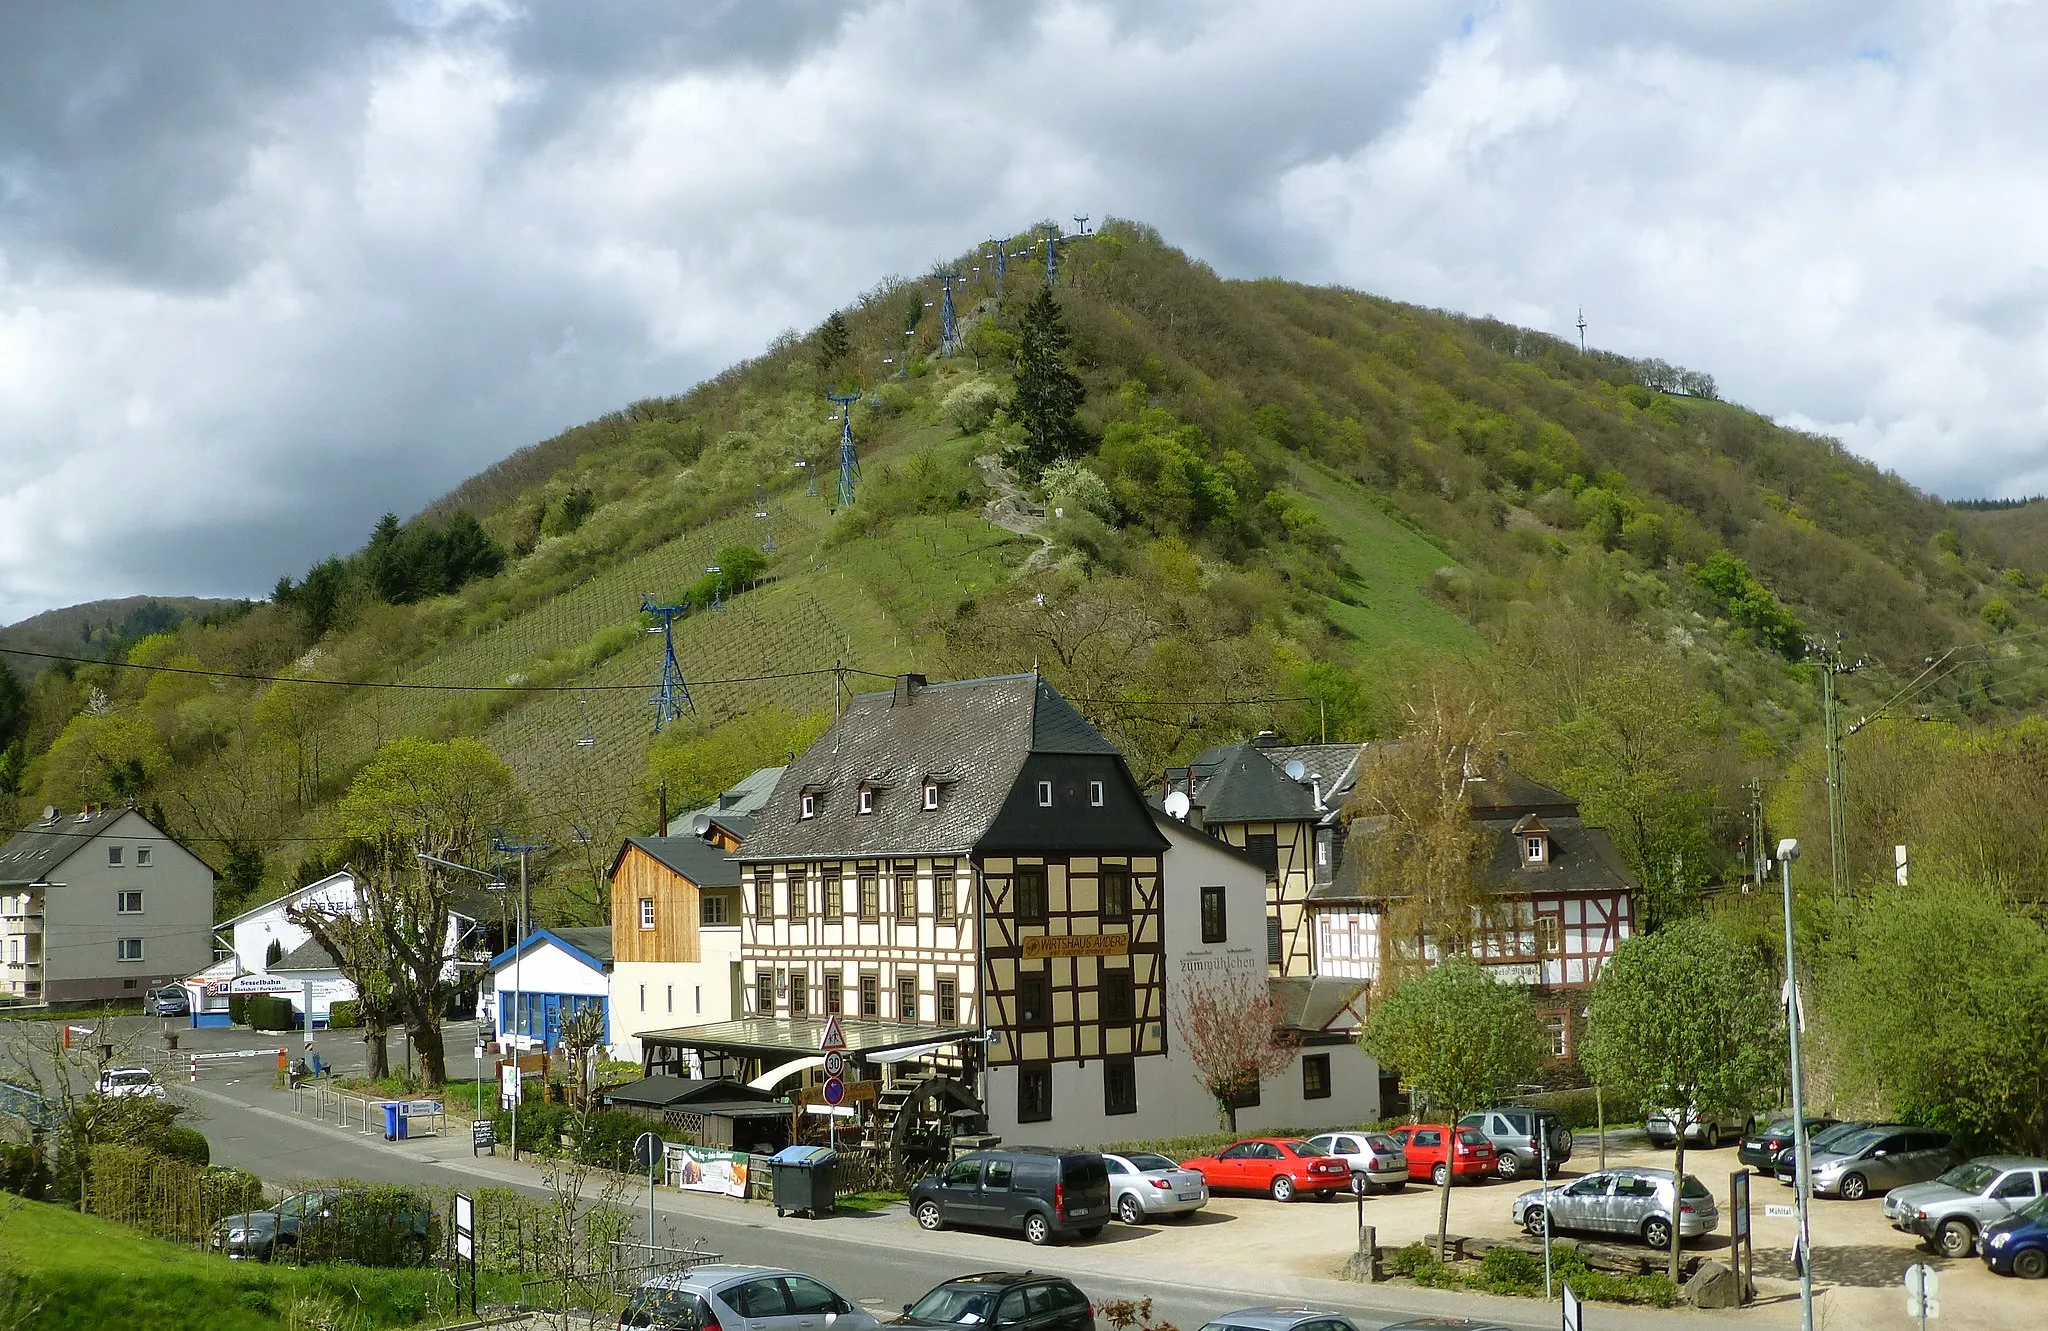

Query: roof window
[800,792,816,820]
[923,781,940,811]
[858,786,875,815]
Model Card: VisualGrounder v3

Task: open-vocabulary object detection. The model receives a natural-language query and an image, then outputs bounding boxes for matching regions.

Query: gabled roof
[600,1075,778,1112]
[739,673,1123,861]
[1,806,151,886]
[666,765,786,837]
[1175,739,1367,826]
[1272,977,1370,1033]
[490,926,613,973]
[610,836,742,888]
[1319,812,1638,901]
[217,868,485,931]
[270,937,340,973]
[1466,771,1576,817]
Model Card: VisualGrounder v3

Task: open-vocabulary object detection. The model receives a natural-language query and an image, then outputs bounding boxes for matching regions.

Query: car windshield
[1458,1129,1490,1147]
[623,1287,710,1329]
[1938,1161,2002,1193]
[1759,1119,1798,1136]
[1366,1134,1400,1152]
[1810,1122,1866,1149]
[2015,1193,2048,1224]
[1680,1175,1713,1200]
[106,1071,151,1086]
[1286,1140,1327,1156]
[907,1287,999,1324]
[1124,1153,1178,1172]
[1827,1130,1887,1157]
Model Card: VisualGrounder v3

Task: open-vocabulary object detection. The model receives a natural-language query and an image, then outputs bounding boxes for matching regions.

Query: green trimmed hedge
[326,1000,361,1030]
[245,995,295,1032]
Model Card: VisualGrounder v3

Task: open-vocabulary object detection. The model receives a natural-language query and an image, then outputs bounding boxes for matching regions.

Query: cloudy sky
[1,0,2042,623]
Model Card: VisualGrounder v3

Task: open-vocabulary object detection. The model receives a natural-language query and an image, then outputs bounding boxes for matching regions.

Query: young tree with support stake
[1581,917,1783,1285]
[1361,959,1547,1260]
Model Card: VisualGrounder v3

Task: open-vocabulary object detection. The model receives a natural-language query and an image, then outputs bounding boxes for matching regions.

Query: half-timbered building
[1309,770,1636,1058]
[1163,735,1366,979]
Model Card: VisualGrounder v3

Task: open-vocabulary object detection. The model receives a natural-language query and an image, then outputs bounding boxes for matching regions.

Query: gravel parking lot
[1096,1137,2045,1329]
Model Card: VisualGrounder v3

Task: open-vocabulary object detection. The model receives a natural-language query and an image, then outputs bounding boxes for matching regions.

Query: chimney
[1252,730,1279,749]
[1310,775,1323,809]
[893,673,928,705]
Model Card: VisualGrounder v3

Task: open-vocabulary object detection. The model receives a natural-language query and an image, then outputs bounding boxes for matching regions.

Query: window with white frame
[924,781,940,810]
[858,787,874,815]
[1037,780,1053,807]
[800,792,816,820]
[136,846,152,867]
[116,938,144,962]
[1524,835,1547,864]
[1088,779,1104,807]
[116,890,143,914]
[639,897,655,929]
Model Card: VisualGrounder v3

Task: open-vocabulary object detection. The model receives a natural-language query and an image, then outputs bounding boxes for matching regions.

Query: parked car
[1512,1167,1720,1250]
[1302,1130,1408,1193]
[909,1148,1111,1245]
[146,986,190,1017]
[1645,1105,1755,1150]
[1983,1193,2048,1279]
[1102,1151,1208,1225]
[1196,1307,1366,1331]
[1180,1138,1352,1202]
[213,1187,343,1261]
[1457,1107,1573,1180]
[1772,1120,1873,1181]
[1779,1124,1963,1200]
[1883,1156,2048,1257]
[621,1265,879,1331]
[893,1272,1093,1331]
[96,1066,165,1100]
[1384,1123,1496,1186]
[1739,1116,1838,1173]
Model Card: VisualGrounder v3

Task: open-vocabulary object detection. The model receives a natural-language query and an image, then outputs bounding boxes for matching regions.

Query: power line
[0,648,894,693]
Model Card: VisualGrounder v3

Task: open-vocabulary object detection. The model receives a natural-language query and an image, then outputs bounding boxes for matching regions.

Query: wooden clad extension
[610,843,702,965]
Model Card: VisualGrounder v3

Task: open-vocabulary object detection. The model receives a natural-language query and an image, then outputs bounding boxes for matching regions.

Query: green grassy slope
[1283,458,1476,655]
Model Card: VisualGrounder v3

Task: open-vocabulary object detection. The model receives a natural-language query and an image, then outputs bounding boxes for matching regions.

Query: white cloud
[1,0,2045,621]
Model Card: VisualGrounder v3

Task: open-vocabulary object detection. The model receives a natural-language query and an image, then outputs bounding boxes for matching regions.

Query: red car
[1180,1137,1353,1202]
[1387,1123,1497,1186]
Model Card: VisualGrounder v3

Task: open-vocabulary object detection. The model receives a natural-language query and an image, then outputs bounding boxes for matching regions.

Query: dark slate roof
[1319,812,1637,901]
[614,836,742,888]
[270,937,340,972]
[1176,740,1367,826]
[1465,771,1577,817]
[600,1075,777,1111]
[1272,977,1370,1033]
[0,806,134,885]
[739,674,1119,861]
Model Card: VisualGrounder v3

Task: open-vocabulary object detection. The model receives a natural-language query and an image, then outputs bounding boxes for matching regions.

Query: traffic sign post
[1905,1263,1939,1326]
[1562,1281,1582,1331]
[822,1050,845,1078]
[820,1017,846,1151]
[820,1013,846,1051]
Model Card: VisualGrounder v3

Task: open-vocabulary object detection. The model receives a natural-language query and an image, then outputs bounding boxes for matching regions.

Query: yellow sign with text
[1022,933,1131,959]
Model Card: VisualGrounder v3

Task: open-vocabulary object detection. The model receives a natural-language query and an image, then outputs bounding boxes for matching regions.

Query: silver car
[1645,1105,1754,1150]
[621,1265,879,1331]
[1784,1125,1962,1200]
[1303,1131,1408,1193]
[1512,1167,1720,1250]
[1197,1307,1368,1331]
[1103,1151,1208,1225]
[1884,1156,2048,1257]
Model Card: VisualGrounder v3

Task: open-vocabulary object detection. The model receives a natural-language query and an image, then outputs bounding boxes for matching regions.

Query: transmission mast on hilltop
[640,592,695,730]
[1072,214,1090,236]
[936,273,962,356]
[1576,307,1588,355]
[986,238,1009,294]
[829,390,862,509]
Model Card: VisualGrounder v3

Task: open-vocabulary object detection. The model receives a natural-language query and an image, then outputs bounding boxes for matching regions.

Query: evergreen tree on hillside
[1009,286,1086,470]
[817,311,850,370]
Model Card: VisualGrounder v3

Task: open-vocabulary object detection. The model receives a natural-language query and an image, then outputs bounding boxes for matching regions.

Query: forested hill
[1,220,2035,921]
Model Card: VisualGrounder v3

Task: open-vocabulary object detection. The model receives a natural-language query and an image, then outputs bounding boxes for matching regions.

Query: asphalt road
[8,1018,1764,1331]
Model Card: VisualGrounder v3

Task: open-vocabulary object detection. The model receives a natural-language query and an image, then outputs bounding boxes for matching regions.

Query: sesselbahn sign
[1021,932,1130,959]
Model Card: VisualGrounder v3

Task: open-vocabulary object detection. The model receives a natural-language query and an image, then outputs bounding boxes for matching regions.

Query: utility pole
[492,833,549,1162]
[1817,636,1863,906]
[1778,839,1816,1331]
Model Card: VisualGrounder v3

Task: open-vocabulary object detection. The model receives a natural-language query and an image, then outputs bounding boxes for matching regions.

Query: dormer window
[858,787,875,815]
[800,793,816,820]
[1514,814,1550,866]
[923,782,940,811]
[1524,836,1546,864]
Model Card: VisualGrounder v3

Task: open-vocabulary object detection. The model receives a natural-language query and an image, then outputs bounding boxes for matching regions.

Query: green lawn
[0,1200,507,1331]
[1283,460,1478,656]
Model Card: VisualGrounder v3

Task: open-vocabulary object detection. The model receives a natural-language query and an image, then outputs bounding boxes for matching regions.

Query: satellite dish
[1163,791,1191,821]
[1284,759,1308,782]
[690,813,713,838]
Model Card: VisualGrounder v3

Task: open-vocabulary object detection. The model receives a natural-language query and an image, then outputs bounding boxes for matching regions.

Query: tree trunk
[1223,1100,1238,1134]
[414,1017,447,1089]
[1435,1170,1454,1262]
[365,1024,390,1080]
[1669,1128,1688,1285]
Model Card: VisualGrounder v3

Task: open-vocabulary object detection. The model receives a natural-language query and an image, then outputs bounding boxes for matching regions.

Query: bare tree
[1174,971,1300,1132]
[288,893,396,1080]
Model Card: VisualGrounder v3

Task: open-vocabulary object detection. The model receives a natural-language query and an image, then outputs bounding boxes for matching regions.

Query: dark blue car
[1982,1192,2048,1278]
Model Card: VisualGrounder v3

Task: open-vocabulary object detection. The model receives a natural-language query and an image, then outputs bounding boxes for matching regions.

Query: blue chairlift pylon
[639,592,695,730]
[706,565,725,611]
[828,389,862,508]
[936,273,962,356]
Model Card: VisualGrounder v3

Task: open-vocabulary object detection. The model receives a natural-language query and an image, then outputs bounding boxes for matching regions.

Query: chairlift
[574,696,597,748]
[572,825,592,846]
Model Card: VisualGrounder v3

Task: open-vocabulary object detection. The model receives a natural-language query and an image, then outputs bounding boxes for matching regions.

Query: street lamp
[1778,838,1815,1331]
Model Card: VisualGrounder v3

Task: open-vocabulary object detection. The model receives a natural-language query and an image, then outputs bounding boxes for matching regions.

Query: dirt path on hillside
[977,454,1055,571]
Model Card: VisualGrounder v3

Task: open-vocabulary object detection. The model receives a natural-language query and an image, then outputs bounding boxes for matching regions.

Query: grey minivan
[910,1149,1112,1245]
[1782,1124,1962,1200]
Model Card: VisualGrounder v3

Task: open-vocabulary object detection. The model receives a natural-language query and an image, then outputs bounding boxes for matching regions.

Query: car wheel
[1351,1171,1370,1196]
[1840,1172,1869,1201]
[915,1201,944,1231]
[1430,1163,1450,1187]
[1642,1216,1673,1250]
[1706,1125,1722,1150]
[1523,1205,1547,1237]
[1937,1218,1976,1259]
[1023,1212,1053,1246]
[1118,1194,1144,1226]
[1271,1175,1296,1203]
[1496,1151,1521,1181]
[2014,1247,2048,1280]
